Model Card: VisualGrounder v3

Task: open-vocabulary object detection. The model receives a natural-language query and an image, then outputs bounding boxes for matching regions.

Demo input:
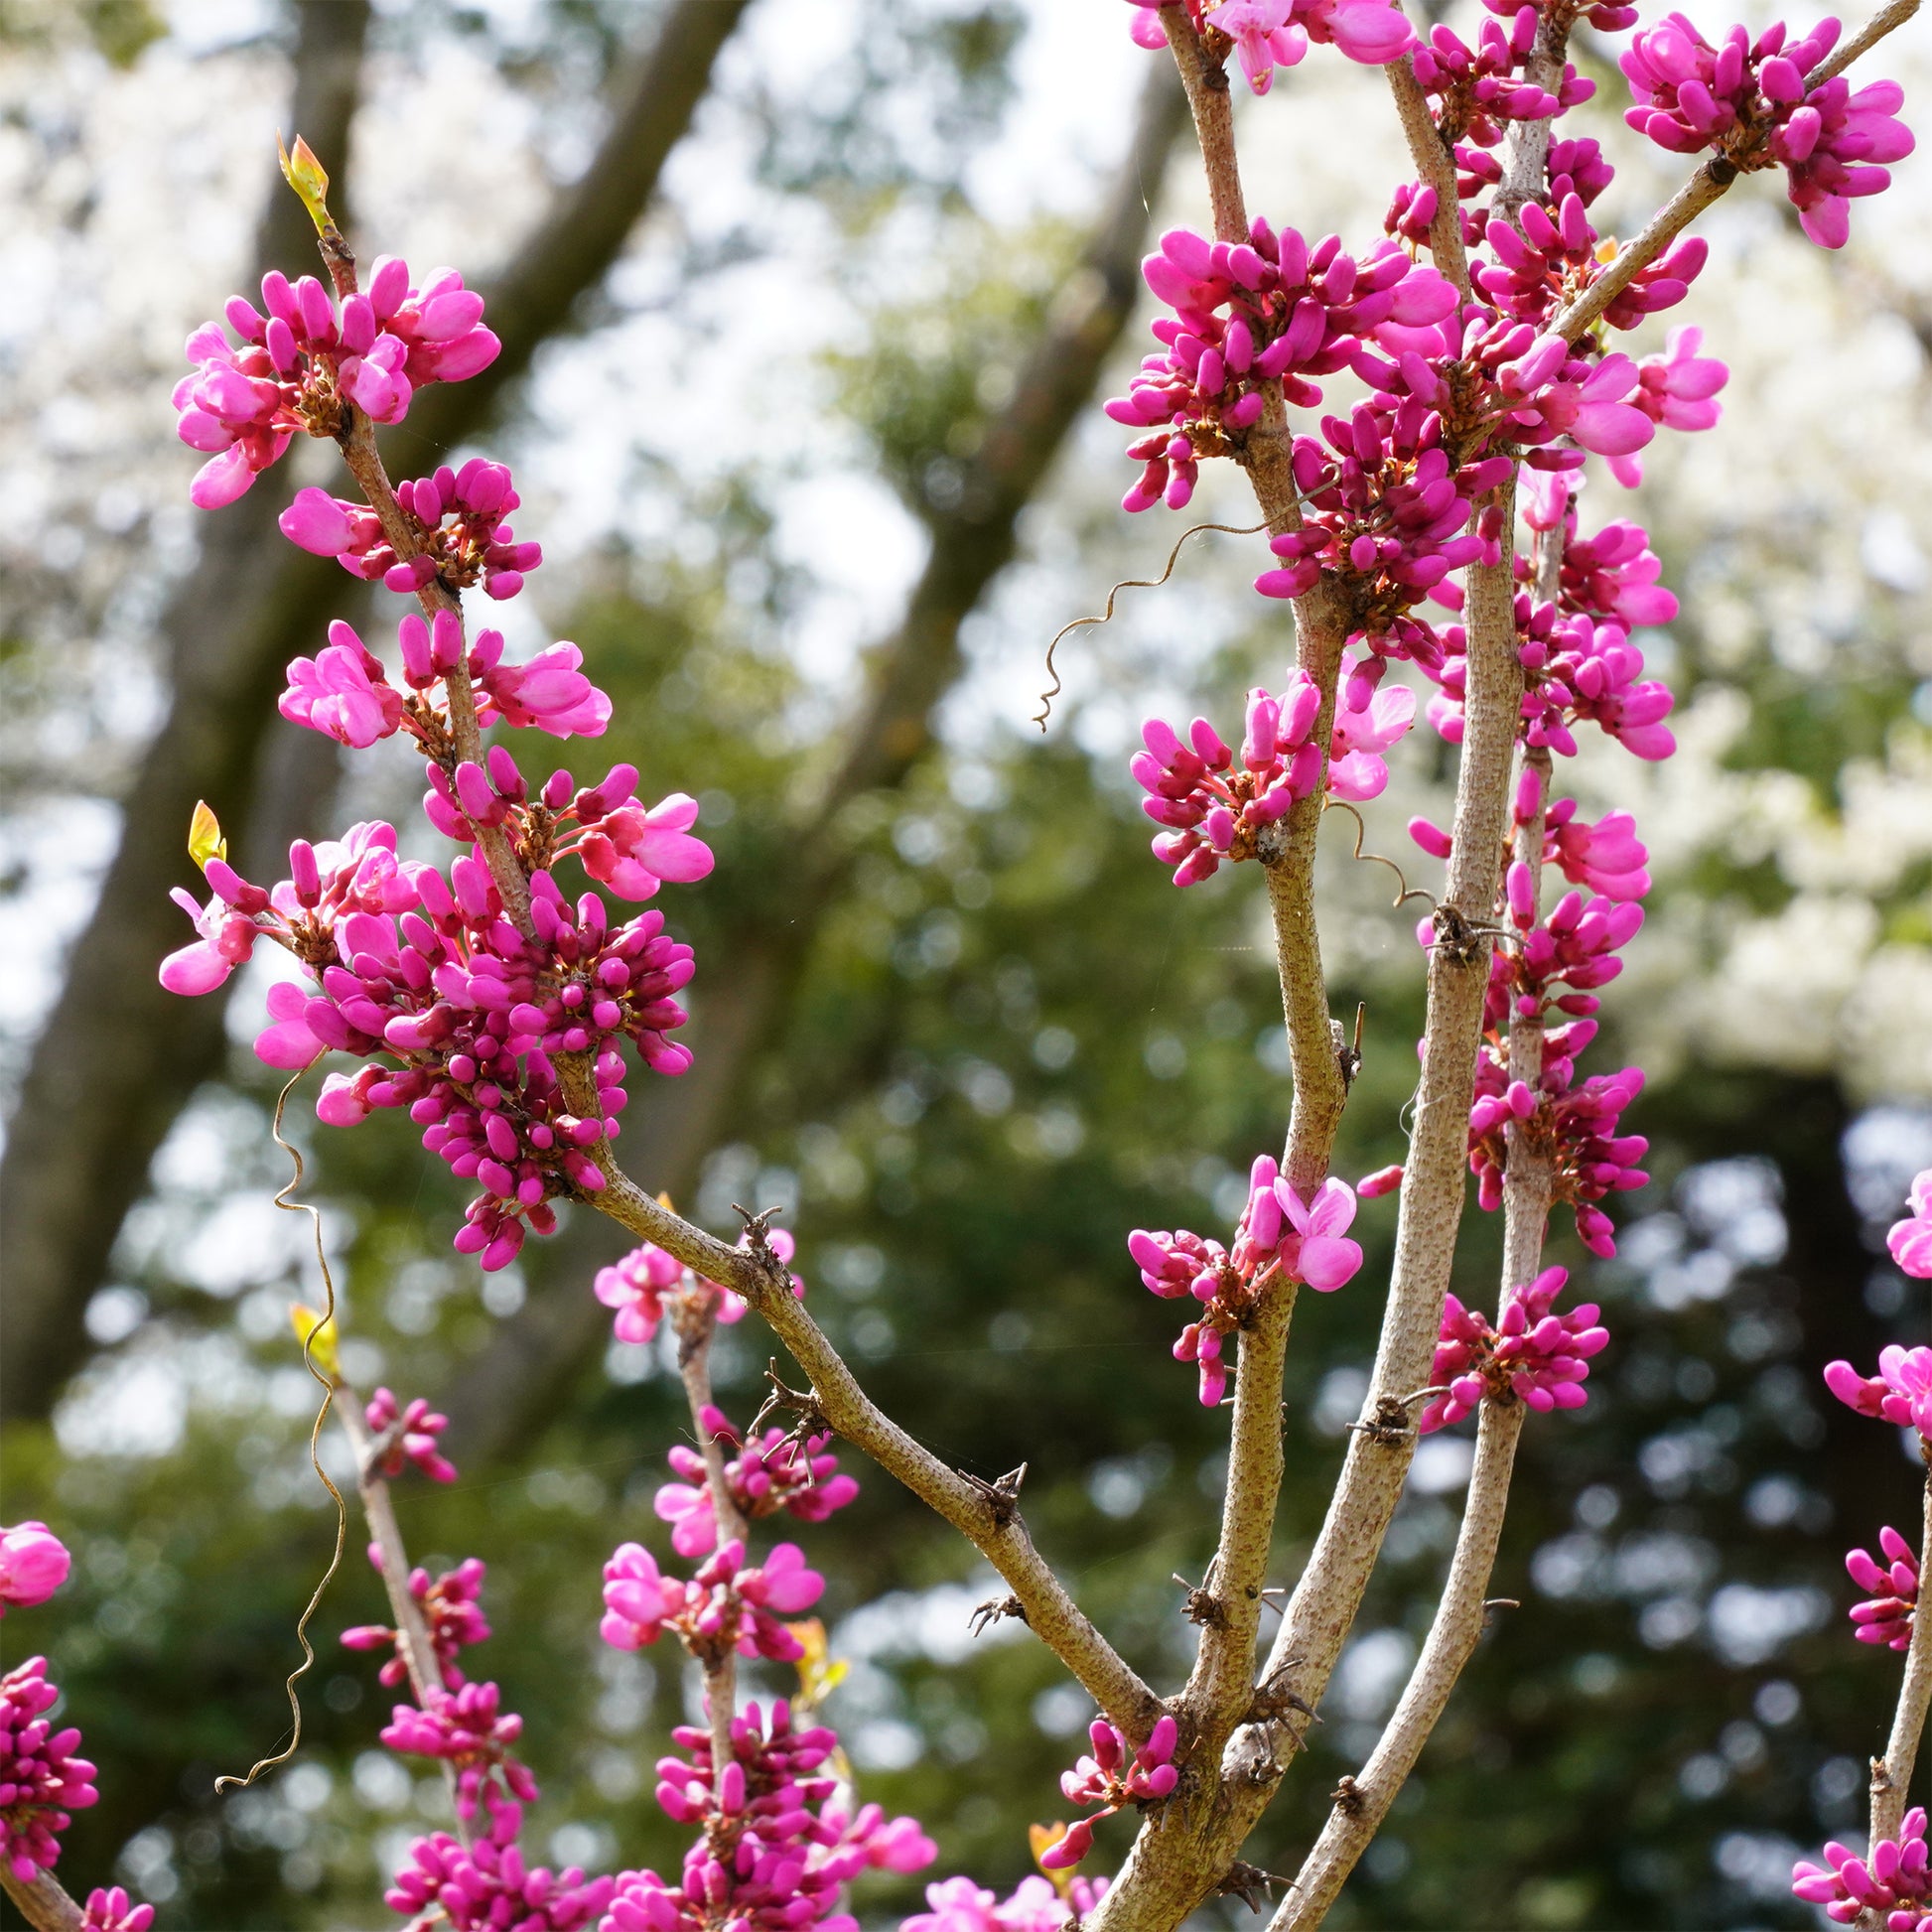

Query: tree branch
[575,1163,1167,1740]
[0,1867,84,1932]
[1869,1463,1932,1848]
[1384,57,1473,300]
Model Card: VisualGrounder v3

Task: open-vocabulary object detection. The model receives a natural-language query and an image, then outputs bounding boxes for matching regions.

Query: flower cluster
[1888,1168,1932,1277]
[380,1679,539,1821]
[344,1553,490,1688]
[603,1700,934,1932]
[1105,219,1456,513]
[1417,1266,1610,1433]
[600,1540,825,1666]
[164,793,706,1272]
[1123,0,1417,86]
[1846,1526,1919,1652]
[1414,14,1582,149]
[1792,1807,1931,1927]
[78,1889,154,1932]
[0,1523,69,1617]
[594,1229,802,1350]
[364,1386,459,1484]
[1130,1159,1362,1403]
[1132,663,1417,886]
[174,259,499,506]
[904,1875,1110,1932]
[1825,1344,1932,1442]
[281,458,541,602]
[387,1797,616,1932]
[655,1406,858,1560]
[1,1655,98,1885]
[1622,15,1914,247]
[1039,1717,1179,1870]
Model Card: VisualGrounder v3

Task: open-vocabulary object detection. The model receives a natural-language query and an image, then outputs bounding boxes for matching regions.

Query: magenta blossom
[0,1524,69,1618]
[573,791,715,901]
[1040,1715,1179,1869]
[470,632,612,738]
[1824,1345,1932,1440]
[655,1406,858,1559]
[78,1889,154,1932]
[0,1656,98,1883]
[904,1875,1108,1932]
[387,1797,613,1932]
[595,1242,688,1345]
[1846,1525,1919,1651]
[1887,1168,1932,1278]
[1792,1805,1931,1926]
[600,1539,824,1666]
[365,1386,459,1483]
[279,621,407,749]
[379,1680,537,1820]
[344,1552,490,1688]
[1418,1266,1609,1433]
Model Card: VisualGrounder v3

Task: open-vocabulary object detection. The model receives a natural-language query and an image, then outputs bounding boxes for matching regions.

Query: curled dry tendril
[212,1071,347,1795]
[1035,520,1270,730]
[1322,798,1437,910]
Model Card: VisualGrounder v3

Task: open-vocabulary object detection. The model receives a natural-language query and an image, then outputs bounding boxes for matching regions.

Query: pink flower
[1846,1525,1919,1651]
[79,1888,154,1932]
[1418,1266,1610,1432]
[379,1680,536,1820]
[1273,1173,1364,1290]
[253,979,329,1069]
[1887,1169,1932,1278]
[472,635,612,738]
[576,793,716,901]
[1293,0,1416,64]
[158,886,258,996]
[0,1657,98,1883]
[345,1554,489,1689]
[385,1796,613,1932]
[1792,1805,1931,1925]
[1326,670,1417,801]
[364,1386,459,1483]
[596,1242,687,1345]
[1824,1345,1932,1439]
[1041,1716,1178,1869]
[0,1524,69,1616]
[279,621,405,748]
[1216,1,1308,90]
[655,1408,858,1558]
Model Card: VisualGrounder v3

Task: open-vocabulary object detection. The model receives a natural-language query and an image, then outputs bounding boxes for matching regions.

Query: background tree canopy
[1,1,1929,1927]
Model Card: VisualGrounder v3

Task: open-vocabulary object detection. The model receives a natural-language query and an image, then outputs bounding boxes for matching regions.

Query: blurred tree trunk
[441,58,1191,1465]
[0,0,754,1420]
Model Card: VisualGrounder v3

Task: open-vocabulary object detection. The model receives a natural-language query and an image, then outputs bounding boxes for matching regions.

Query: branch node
[969,1593,1029,1637]
[963,1463,1029,1529]
[1348,1396,1416,1446]
[749,1358,828,1451]
[1329,1773,1366,1815]
[1217,1862,1298,1911]
[1173,1573,1228,1627]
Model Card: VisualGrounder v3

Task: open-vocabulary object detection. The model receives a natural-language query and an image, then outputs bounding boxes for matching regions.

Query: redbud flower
[1418,1266,1609,1432]
[1622,16,1913,248]
[601,1540,824,1666]
[655,1408,858,1558]
[279,620,406,748]
[364,1387,459,1483]
[1824,1345,1932,1440]
[904,1874,1105,1932]
[596,1243,687,1345]
[385,1796,614,1931]
[0,1656,99,1883]
[472,634,612,738]
[1887,1169,1932,1277]
[78,1888,154,1932]
[379,1680,537,1820]
[572,792,715,900]
[345,1553,490,1688]
[1846,1525,1919,1651]
[1791,1805,1931,1925]
[1039,1715,1178,1869]
[0,1524,69,1617]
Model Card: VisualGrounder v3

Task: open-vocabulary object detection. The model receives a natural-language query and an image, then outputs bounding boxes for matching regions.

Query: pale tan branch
[1869,1467,1932,1848]
[0,1867,84,1932]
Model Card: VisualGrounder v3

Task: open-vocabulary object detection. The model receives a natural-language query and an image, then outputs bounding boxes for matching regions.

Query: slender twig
[1272,1404,1527,1930]
[671,1284,748,1772]
[1384,55,1473,299]
[1869,1465,1932,1848]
